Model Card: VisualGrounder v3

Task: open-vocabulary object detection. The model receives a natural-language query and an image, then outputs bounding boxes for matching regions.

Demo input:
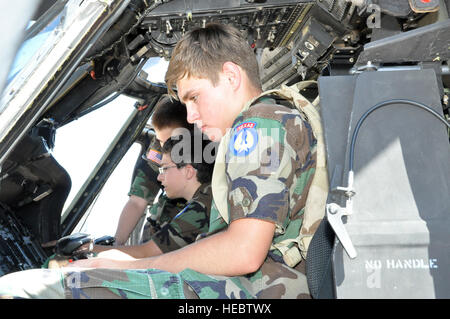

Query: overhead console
[140,0,358,90]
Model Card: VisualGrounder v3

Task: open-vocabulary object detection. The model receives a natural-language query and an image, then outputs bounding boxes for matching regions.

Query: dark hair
[151,94,194,131]
[162,133,217,184]
[165,22,261,98]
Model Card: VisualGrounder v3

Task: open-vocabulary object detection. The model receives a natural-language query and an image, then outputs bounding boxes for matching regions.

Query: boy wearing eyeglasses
[115,95,201,246]
[90,134,215,260]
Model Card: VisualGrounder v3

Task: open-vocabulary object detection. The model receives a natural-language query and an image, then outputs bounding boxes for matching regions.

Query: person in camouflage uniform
[114,95,193,245]
[152,135,214,252]
[0,23,318,299]
[116,133,186,246]
[84,134,215,258]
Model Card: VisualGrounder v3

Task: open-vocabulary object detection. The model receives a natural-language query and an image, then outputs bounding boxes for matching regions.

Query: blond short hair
[165,23,262,98]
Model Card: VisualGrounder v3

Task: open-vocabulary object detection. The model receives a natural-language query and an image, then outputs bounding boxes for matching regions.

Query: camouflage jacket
[128,137,163,203]
[150,183,212,253]
[141,194,186,243]
[189,94,318,298]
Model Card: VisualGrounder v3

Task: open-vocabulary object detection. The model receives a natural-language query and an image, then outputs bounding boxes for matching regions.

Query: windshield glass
[3,0,68,97]
[7,21,59,85]
[7,0,68,85]
[0,0,125,167]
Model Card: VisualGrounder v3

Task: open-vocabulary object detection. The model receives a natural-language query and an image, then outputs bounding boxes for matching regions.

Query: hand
[48,256,70,269]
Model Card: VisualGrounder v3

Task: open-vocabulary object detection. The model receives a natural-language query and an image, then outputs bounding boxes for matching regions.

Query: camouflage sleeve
[128,136,162,203]
[151,201,210,253]
[225,107,307,231]
[128,169,160,203]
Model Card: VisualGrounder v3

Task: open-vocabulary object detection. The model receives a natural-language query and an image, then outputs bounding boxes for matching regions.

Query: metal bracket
[326,202,357,259]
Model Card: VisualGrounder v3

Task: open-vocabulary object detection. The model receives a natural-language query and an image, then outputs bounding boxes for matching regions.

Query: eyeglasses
[158,165,178,175]
[158,164,185,175]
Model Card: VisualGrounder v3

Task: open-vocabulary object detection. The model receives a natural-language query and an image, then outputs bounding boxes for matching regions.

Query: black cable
[77,58,148,118]
[349,98,450,174]
[77,91,122,117]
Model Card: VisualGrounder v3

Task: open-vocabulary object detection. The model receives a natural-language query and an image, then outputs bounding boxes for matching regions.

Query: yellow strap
[265,82,329,261]
[211,131,231,223]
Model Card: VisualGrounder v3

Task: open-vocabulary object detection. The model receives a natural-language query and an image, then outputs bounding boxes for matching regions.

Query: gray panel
[318,75,356,190]
[320,69,450,298]
[356,19,450,66]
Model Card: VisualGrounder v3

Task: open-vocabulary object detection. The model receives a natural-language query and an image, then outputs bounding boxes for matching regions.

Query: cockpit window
[7,16,61,85]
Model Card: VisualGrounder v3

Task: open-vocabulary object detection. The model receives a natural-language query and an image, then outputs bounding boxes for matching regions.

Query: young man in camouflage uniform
[85,134,214,259]
[114,131,186,245]
[0,23,318,299]
[114,95,193,245]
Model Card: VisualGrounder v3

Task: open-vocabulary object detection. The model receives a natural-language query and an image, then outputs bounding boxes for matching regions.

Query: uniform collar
[189,182,211,203]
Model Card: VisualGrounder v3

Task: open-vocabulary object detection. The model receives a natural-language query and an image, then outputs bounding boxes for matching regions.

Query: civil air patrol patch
[229,122,258,157]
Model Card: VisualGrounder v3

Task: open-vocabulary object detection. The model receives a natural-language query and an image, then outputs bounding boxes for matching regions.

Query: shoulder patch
[145,148,162,165]
[229,121,258,157]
